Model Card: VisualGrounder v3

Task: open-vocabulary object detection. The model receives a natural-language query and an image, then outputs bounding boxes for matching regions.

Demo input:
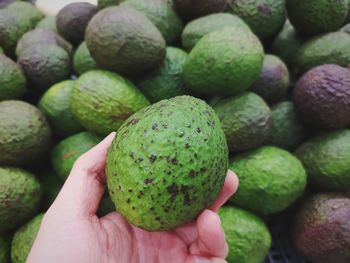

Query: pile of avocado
[0,0,350,262]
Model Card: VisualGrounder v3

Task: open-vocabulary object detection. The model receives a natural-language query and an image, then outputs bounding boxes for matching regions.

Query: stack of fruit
[0,0,350,263]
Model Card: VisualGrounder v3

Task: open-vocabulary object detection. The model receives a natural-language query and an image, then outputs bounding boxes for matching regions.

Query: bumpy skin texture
[292,193,350,263]
[0,0,18,9]
[98,0,120,9]
[293,64,350,129]
[73,42,100,76]
[268,102,307,150]
[35,16,57,33]
[341,23,350,35]
[227,0,286,41]
[0,100,51,166]
[0,167,42,233]
[295,129,350,192]
[38,170,63,210]
[86,6,166,76]
[229,146,307,215]
[137,47,187,103]
[6,2,43,28]
[57,2,98,45]
[39,80,83,138]
[11,213,44,263]
[0,235,10,263]
[0,54,26,101]
[214,92,272,152]
[181,13,250,51]
[51,132,101,181]
[287,0,348,37]
[183,27,264,96]
[121,0,183,44]
[106,96,228,231]
[70,70,150,135]
[250,54,290,104]
[219,207,271,263]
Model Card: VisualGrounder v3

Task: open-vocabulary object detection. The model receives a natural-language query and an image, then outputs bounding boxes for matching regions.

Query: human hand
[27,133,239,263]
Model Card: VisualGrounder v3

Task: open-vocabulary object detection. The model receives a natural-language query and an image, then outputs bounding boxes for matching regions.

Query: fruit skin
[287,0,348,37]
[98,0,120,9]
[293,64,350,129]
[0,54,26,101]
[35,16,57,33]
[73,41,100,76]
[0,47,3,54]
[181,13,250,51]
[0,167,42,233]
[341,23,350,34]
[0,100,51,166]
[183,27,264,96]
[227,0,287,41]
[229,146,307,215]
[295,129,350,192]
[6,2,43,28]
[219,206,272,263]
[0,0,18,9]
[39,80,83,138]
[214,92,272,152]
[86,6,166,76]
[121,0,183,44]
[0,235,10,263]
[292,193,350,263]
[250,54,290,104]
[70,70,150,135]
[38,170,63,210]
[51,131,101,181]
[11,213,44,263]
[137,47,187,103]
[106,96,228,231]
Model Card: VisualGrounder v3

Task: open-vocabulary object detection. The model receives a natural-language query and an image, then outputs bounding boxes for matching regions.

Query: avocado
[0,47,3,54]
[73,41,100,76]
[98,194,116,217]
[181,13,250,51]
[0,235,10,263]
[0,100,51,166]
[0,167,42,233]
[86,6,166,76]
[11,213,44,263]
[39,80,83,138]
[0,54,26,101]
[183,27,264,96]
[341,23,350,34]
[292,193,350,263]
[121,0,183,44]
[293,64,350,129]
[214,92,272,152]
[0,0,18,9]
[287,0,348,37]
[227,0,287,41]
[52,131,101,181]
[295,129,350,192]
[346,1,350,23]
[35,16,57,33]
[17,44,71,92]
[137,47,187,103]
[106,96,228,231]
[56,2,98,45]
[6,2,43,26]
[229,146,307,215]
[268,102,307,150]
[250,54,290,104]
[38,170,63,210]
[219,206,272,263]
[70,70,150,135]
[98,0,120,9]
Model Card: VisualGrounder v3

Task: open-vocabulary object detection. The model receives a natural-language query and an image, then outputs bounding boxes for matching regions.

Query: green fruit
[214,92,272,152]
[70,70,150,135]
[183,27,264,96]
[39,80,83,138]
[0,100,51,166]
[0,235,10,263]
[0,54,26,101]
[35,16,57,32]
[121,0,183,44]
[52,131,101,181]
[86,6,166,76]
[0,47,3,54]
[38,170,63,210]
[181,13,250,51]
[11,213,44,263]
[0,0,18,9]
[98,0,120,9]
[287,0,348,37]
[219,206,271,263]
[0,167,42,233]
[229,146,307,215]
[227,0,287,41]
[73,41,100,76]
[6,2,43,28]
[341,23,350,34]
[106,96,228,231]
[137,47,187,103]
[295,129,350,192]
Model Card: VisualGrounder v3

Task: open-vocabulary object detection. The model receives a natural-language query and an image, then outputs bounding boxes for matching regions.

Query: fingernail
[194,256,211,263]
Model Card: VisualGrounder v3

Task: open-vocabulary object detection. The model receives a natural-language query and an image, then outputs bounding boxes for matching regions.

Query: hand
[27,133,239,263]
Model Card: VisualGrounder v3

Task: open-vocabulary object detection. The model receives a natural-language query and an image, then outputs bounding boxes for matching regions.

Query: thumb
[186,256,227,263]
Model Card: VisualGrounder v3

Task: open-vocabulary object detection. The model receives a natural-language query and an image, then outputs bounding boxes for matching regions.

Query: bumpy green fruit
[73,42,100,76]
[35,16,57,32]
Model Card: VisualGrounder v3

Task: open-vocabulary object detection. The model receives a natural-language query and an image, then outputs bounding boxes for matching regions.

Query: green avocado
[0,47,3,54]
[229,146,307,215]
[219,206,271,263]
[106,96,228,231]
[0,0,18,9]
[35,16,57,33]
[98,0,120,9]
[73,41,100,76]
[341,23,350,34]
[70,70,150,135]
[38,170,63,210]
[6,2,43,28]
[0,235,10,263]
[0,167,42,233]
